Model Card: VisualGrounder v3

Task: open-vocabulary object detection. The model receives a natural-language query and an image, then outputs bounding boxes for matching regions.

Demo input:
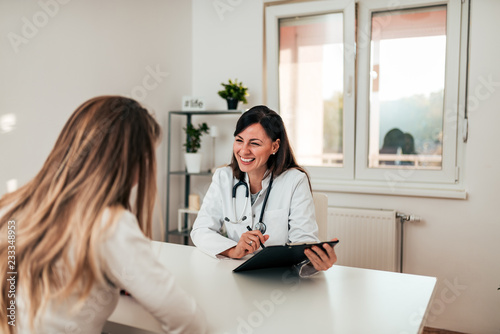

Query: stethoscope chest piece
[254,221,266,234]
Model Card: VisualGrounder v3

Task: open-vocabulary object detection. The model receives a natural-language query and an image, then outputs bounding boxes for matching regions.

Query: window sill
[311,178,467,200]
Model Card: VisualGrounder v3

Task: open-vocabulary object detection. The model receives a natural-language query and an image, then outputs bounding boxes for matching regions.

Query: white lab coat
[190,166,319,258]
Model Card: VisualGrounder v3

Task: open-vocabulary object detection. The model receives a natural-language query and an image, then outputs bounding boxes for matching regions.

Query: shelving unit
[165,110,243,244]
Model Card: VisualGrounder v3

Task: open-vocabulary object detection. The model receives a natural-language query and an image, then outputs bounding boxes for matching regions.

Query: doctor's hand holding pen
[219,228,270,259]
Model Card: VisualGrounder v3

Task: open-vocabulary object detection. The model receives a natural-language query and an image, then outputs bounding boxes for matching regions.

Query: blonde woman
[0,96,207,334]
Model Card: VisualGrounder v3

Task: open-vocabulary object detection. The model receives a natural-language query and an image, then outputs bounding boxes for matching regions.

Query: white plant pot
[184,152,202,173]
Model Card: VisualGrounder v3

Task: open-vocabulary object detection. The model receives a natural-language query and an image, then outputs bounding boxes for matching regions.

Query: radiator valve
[396,213,421,222]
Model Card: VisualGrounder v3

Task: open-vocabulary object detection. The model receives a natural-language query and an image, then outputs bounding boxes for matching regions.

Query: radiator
[326,207,400,272]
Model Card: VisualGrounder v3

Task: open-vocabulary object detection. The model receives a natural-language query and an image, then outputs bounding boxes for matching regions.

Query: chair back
[312,192,328,241]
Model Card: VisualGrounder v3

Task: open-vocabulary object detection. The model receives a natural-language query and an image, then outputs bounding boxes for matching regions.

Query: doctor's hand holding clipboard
[190,105,338,276]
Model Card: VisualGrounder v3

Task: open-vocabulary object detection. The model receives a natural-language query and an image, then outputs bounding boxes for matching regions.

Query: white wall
[175,0,267,237]
[191,0,500,333]
[0,0,193,240]
[192,0,263,108]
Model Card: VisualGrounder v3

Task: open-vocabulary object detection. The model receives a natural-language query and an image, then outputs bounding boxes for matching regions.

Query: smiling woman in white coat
[190,105,337,276]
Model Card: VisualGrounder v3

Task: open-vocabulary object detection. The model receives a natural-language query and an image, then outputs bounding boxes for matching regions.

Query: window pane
[369,6,446,169]
[279,13,344,167]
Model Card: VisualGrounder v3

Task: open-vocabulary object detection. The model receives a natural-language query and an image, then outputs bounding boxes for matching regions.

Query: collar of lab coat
[239,170,273,193]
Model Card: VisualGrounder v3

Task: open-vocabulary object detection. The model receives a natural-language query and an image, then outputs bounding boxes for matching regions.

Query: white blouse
[15,209,207,334]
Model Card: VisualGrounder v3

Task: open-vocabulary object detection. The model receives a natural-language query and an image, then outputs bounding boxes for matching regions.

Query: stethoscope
[224,174,274,234]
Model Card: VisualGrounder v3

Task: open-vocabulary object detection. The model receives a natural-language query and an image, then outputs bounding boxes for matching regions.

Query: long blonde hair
[0,96,161,332]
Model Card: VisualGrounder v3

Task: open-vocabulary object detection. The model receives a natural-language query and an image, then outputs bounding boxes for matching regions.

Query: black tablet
[233,240,339,272]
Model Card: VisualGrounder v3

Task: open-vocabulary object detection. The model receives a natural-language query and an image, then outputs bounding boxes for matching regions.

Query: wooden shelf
[167,229,191,237]
[169,110,244,115]
[169,170,212,176]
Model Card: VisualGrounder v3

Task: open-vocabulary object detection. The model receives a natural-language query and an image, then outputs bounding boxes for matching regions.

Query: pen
[247,226,265,248]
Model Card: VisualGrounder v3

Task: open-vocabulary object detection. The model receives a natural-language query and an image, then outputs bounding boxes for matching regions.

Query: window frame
[265,0,356,180]
[264,0,468,199]
[355,0,463,185]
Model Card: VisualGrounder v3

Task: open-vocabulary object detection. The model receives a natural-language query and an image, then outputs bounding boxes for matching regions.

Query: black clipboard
[232,240,339,272]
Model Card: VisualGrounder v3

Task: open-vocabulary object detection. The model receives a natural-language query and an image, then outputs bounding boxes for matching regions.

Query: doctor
[190,105,337,275]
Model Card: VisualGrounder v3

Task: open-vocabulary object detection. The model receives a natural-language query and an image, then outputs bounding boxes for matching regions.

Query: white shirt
[13,209,207,334]
[191,166,319,258]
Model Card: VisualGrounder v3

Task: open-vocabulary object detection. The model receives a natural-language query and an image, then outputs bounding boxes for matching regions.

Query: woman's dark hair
[230,105,310,186]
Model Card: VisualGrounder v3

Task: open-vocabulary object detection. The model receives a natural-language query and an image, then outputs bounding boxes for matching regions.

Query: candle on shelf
[209,125,219,138]
[188,193,200,211]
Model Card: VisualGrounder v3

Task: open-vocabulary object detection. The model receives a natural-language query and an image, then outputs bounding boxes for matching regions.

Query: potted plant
[217,79,249,110]
[183,122,209,173]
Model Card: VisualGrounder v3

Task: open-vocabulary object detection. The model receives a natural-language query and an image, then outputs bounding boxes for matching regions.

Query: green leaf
[217,78,249,104]
[183,122,210,153]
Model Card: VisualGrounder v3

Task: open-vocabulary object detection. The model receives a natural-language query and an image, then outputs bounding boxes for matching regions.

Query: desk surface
[108,242,436,334]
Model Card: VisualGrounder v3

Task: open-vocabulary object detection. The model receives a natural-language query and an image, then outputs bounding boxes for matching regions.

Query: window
[279,13,344,167]
[265,0,468,198]
[368,6,446,170]
[266,0,355,180]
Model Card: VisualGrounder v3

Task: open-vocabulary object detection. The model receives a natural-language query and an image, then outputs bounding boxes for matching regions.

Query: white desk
[108,242,436,334]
